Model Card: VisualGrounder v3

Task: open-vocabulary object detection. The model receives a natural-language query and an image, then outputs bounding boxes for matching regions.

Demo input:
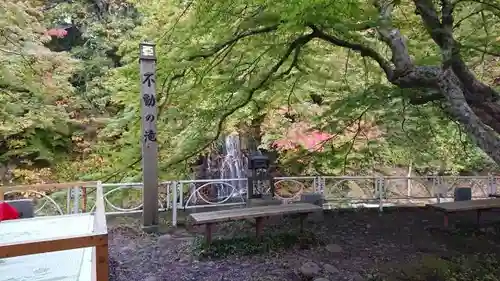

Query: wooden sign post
[139,42,159,232]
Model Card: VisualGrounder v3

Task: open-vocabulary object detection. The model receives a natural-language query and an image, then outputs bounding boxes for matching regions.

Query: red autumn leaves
[45,28,68,38]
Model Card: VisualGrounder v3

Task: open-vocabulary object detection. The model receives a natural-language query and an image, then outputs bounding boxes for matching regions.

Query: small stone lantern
[247,154,274,199]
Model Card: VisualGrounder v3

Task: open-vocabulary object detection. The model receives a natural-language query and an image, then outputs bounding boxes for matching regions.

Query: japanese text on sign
[143,129,157,142]
[143,94,156,107]
[142,72,155,87]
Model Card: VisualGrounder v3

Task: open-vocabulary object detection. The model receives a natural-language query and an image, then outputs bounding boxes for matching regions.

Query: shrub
[191,231,323,259]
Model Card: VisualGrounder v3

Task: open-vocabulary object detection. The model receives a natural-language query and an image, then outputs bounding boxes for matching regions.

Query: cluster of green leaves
[3,0,499,184]
[39,0,142,182]
[0,0,79,179]
[44,0,140,114]
[0,0,141,183]
[95,0,497,180]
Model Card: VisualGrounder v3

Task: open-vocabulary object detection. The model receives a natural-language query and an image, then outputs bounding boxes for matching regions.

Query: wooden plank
[93,181,109,281]
[0,247,93,281]
[189,203,322,224]
[0,212,89,225]
[427,198,500,212]
[0,214,95,281]
[0,233,107,258]
[0,185,109,281]
[190,203,320,222]
[91,246,96,281]
[94,243,109,281]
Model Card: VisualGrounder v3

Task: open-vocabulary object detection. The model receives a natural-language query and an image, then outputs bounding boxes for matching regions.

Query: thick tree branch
[187,24,279,60]
[309,25,394,80]
[412,0,500,135]
[276,45,303,78]
[375,0,414,76]
[164,32,316,168]
[311,14,441,90]
[414,0,499,102]
[305,0,500,164]
[437,69,500,164]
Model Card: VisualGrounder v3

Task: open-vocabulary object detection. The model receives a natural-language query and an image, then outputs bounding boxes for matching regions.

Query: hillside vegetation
[1,0,499,185]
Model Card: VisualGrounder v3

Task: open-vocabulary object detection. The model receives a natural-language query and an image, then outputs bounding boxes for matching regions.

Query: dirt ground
[107,207,500,281]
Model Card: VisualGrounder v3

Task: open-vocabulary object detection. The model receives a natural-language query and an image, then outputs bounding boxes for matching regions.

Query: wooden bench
[188,203,322,244]
[427,199,500,227]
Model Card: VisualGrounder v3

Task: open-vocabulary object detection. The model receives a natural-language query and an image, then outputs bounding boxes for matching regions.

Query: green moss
[191,231,323,259]
[368,254,500,281]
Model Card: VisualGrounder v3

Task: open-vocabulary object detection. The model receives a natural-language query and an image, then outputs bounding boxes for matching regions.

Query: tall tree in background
[37,0,142,182]
[102,0,498,178]
[0,0,77,182]
[44,0,139,114]
[3,0,499,182]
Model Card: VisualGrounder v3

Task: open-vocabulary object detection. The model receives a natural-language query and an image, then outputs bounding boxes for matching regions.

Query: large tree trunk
[412,0,500,164]
[386,65,500,164]
[436,70,500,163]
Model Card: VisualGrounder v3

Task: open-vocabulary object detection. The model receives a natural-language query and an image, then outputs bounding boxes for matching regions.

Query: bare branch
[342,113,364,174]
[0,47,23,56]
[454,0,500,13]
[163,32,316,169]
[309,25,395,80]
[159,1,194,43]
[375,0,414,75]
[276,45,303,78]
[287,75,301,113]
[453,7,485,28]
[187,25,279,60]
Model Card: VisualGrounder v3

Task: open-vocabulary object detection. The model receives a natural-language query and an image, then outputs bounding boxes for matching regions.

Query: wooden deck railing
[0,181,108,281]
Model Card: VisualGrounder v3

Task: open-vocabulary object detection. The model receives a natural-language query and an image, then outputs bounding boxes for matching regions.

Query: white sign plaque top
[141,45,154,57]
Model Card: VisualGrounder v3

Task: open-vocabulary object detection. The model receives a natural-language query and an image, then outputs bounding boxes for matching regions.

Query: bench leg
[95,241,109,281]
[205,223,213,245]
[443,214,449,228]
[255,217,264,239]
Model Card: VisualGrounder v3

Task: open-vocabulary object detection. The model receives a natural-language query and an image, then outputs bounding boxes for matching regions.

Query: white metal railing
[1,175,497,222]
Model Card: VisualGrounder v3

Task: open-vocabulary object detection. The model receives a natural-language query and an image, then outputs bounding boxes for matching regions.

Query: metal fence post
[378,177,384,213]
[179,182,184,208]
[432,177,442,203]
[166,182,171,210]
[72,187,80,214]
[320,177,325,195]
[313,176,324,195]
[313,177,318,193]
[407,176,412,198]
[172,181,178,227]
[488,175,497,195]
[66,188,71,214]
